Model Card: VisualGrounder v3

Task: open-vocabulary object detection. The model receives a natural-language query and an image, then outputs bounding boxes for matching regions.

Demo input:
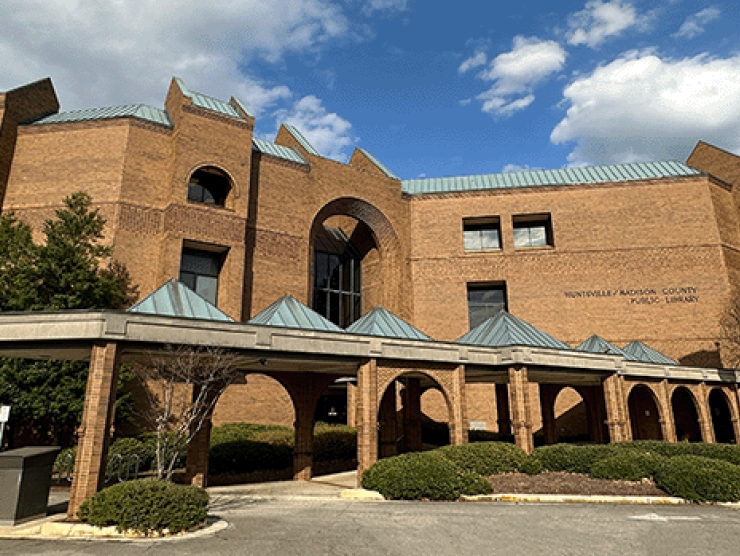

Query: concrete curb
[461,494,689,504]
[340,489,385,501]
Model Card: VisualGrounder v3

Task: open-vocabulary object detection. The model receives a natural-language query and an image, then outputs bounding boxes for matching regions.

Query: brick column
[67,342,120,520]
[732,385,740,444]
[401,377,422,452]
[378,383,398,458]
[698,382,716,443]
[539,384,558,445]
[657,380,677,443]
[185,385,219,487]
[495,384,512,436]
[346,382,357,428]
[603,374,628,443]
[356,359,378,485]
[508,366,534,454]
[449,365,469,445]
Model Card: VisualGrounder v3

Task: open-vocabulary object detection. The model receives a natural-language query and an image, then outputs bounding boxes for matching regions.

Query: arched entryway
[553,387,590,442]
[671,387,702,442]
[709,389,736,444]
[628,385,663,440]
[307,197,406,325]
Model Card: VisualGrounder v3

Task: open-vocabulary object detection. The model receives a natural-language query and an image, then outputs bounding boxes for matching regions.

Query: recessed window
[187,167,231,207]
[180,247,224,305]
[512,214,553,249]
[313,226,362,327]
[463,217,501,252]
[467,284,507,329]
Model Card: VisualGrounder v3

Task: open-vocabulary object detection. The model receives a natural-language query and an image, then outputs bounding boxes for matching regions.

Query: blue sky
[2,1,739,179]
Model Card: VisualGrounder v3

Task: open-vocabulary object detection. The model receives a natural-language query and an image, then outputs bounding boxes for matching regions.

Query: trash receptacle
[0,446,61,526]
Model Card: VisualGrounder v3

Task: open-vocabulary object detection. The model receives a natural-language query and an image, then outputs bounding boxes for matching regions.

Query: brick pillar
[346,382,357,428]
[539,384,558,445]
[67,342,120,520]
[659,380,677,443]
[402,378,422,452]
[496,384,512,436]
[508,366,534,454]
[603,374,628,443]
[698,382,716,443]
[449,365,469,445]
[732,385,740,444]
[185,385,219,487]
[378,383,398,458]
[356,359,378,486]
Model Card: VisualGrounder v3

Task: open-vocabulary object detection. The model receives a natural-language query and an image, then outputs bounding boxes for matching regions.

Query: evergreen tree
[0,192,132,447]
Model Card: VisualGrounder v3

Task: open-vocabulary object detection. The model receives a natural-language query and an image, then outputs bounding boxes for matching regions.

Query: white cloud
[672,7,721,39]
[551,51,740,166]
[502,163,542,173]
[362,0,408,15]
[0,0,349,114]
[472,36,567,116]
[275,95,356,161]
[566,1,644,48]
[458,51,487,74]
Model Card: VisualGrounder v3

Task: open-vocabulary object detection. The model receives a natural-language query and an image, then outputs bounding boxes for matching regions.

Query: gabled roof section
[282,124,320,156]
[576,335,638,360]
[126,279,234,322]
[623,341,678,366]
[456,311,571,350]
[248,295,343,333]
[174,77,247,121]
[355,148,399,179]
[252,137,308,165]
[32,104,172,128]
[402,161,702,196]
[346,306,432,341]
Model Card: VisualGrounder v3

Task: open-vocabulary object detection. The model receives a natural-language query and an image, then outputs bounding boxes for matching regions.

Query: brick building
[2,76,740,449]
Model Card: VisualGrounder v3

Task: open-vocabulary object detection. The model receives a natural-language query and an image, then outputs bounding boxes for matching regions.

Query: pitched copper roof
[456,311,570,350]
[346,306,431,341]
[248,295,343,333]
[126,279,234,322]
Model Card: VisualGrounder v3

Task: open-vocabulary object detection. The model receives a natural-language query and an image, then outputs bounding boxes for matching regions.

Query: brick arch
[670,386,703,442]
[185,162,239,204]
[307,197,405,315]
[708,387,738,444]
[626,383,665,440]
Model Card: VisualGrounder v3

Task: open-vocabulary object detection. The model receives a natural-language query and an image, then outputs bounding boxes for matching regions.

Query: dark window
[313,226,362,328]
[467,284,507,328]
[512,214,553,249]
[463,217,501,252]
[180,248,223,305]
[187,168,231,207]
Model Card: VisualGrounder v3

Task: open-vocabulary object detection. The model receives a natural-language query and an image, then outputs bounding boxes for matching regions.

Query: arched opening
[212,373,295,428]
[187,166,232,207]
[553,387,590,443]
[671,387,702,442]
[628,385,663,440]
[420,386,452,446]
[709,389,736,444]
[308,198,404,327]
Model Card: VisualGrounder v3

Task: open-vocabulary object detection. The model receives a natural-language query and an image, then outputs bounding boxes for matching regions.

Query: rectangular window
[463,217,501,252]
[467,283,507,329]
[179,247,224,306]
[512,214,553,249]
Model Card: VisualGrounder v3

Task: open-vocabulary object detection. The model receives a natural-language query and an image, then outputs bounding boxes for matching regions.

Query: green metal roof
[346,306,432,341]
[282,124,320,156]
[32,104,172,128]
[576,335,640,360]
[623,341,678,366]
[456,311,571,350]
[175,78,247,121]
[248,295,343,333]
[402,161,702,196]
[355,148,399,179]
[252,138,308,165]
[126,279,234,322]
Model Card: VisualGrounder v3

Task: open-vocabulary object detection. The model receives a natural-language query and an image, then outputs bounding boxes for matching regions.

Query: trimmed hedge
[437,442,529,476]
[361,451,492,500]
[590,452,666,481]
[531,444,617,474]
[653,455,740,502]
[77,479,208,535]
[208,440,293,475]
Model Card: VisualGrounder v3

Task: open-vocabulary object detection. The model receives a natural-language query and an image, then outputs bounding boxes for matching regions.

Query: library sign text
[564,286,698,306]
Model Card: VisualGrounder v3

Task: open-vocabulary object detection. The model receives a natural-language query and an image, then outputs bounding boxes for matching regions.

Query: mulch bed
[487,472,668,497]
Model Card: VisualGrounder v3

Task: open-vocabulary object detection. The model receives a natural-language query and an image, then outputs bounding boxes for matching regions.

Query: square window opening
[463,217,501,252]
[512,214,553,249]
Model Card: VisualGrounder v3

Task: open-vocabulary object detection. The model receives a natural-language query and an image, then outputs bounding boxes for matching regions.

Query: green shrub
[653,455,740,502]
[437,442,528,476]
[519,456,543,475]
[54,446,77,476]
[106,437,155,479]
[77,478,208,535]
[361,451,492,500]
[208,440,293,475]
[249,428,294,446]
[210,423,291,445]
[469,430,509,443]
[531,444,616,474]
[590,452,666,481]
[313,425,356,462]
